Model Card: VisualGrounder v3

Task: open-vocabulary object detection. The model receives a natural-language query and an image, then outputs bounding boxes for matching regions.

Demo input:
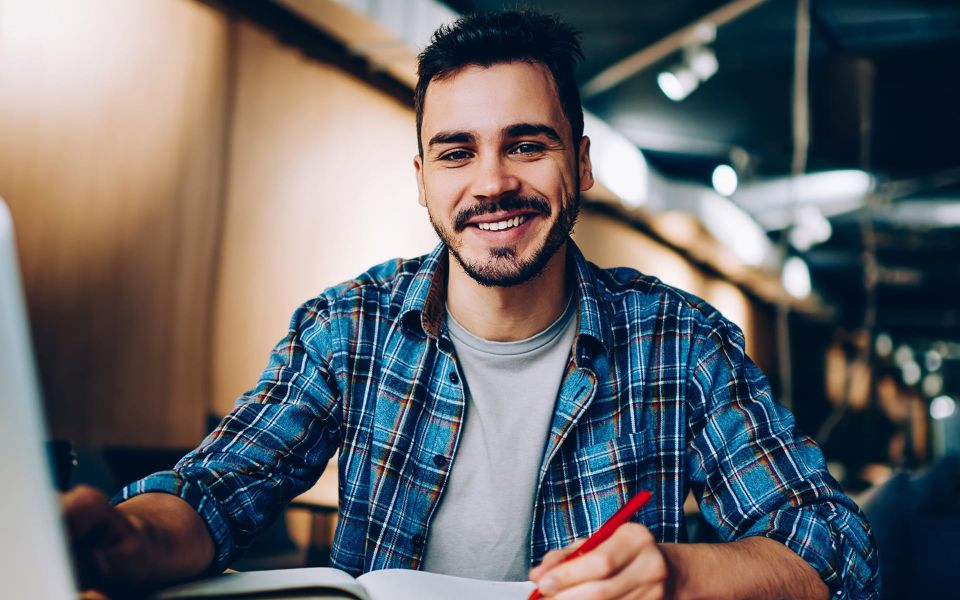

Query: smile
[476,215,528,231]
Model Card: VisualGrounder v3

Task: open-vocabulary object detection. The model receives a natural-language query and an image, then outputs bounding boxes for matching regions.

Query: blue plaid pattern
[120,240,878,598]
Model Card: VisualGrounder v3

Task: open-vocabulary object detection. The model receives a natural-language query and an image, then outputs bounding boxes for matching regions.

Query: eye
[511,142,545,156]
[439,149,473,162]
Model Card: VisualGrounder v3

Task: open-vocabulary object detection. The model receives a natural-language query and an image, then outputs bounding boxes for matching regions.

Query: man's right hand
[62,485,214,593]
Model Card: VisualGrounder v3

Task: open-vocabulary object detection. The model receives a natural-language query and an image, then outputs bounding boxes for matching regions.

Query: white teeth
[477,215,527,231]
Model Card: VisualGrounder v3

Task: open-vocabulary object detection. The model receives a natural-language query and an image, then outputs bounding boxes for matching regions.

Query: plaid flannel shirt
[120,240,879,598]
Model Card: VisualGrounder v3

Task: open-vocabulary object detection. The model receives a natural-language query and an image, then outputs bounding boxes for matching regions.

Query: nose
[469,154,520,200]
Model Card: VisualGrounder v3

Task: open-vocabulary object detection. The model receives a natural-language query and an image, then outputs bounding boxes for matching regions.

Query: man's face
[414,61,593,287]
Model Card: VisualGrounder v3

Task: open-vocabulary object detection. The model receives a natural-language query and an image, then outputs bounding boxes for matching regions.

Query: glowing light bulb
[930,395,956,420]
[781,256,811,299]
[711,164,738,196]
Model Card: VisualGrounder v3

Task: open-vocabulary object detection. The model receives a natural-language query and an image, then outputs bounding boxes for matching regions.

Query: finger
[62,485,119,542]
[550,579,636,600]
[550,544,668,600]
[62,485,142,590]
[529,539,586,580]
[536,524,654,596]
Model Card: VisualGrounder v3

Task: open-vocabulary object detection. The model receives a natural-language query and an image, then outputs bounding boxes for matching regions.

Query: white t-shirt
[421,297,577,581]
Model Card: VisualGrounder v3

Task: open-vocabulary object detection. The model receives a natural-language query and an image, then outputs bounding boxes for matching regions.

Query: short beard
[428,192,580,288]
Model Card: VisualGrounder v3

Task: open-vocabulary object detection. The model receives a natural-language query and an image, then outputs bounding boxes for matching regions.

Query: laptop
[0,197,77,597]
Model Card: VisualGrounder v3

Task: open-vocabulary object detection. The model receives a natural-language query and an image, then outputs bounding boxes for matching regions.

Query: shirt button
[448,371,459,384]
[412,534,424,546]
[433,454,447,468]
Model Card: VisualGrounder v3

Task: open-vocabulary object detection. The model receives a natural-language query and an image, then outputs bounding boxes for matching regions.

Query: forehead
[420,61,569,140]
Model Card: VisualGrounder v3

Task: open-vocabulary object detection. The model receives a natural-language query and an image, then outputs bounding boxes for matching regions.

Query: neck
[446,243,570,342]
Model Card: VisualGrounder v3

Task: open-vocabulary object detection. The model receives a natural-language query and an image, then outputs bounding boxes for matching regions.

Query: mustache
[453,195,551,230]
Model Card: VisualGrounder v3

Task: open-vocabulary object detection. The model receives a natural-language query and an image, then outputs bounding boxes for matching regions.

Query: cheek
[421,171,462,208]
[526,158,574,196]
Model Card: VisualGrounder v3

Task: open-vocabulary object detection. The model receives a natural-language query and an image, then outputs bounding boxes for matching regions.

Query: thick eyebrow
[504,123,563,144]
[427,123,564,149]
[427,130,475,149]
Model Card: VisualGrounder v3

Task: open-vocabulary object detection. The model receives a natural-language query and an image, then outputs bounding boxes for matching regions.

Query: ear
[578,136,594,192]
[413,154,427,207]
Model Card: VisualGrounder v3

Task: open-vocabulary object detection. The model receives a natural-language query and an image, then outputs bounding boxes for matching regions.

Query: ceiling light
[687,46,718,81]
[788,205,832,251]
[657,67,699,102]
[875,333,893,358]
[793,170,873,203]
[781,256,811,299]
[924,350,942,372]
[923,373,944,397]
[877,201,960,228]
[894,345,913,367]
[699,192,770,266]
[902,361,922,386]
[657,43,718,102]
[930,395,956,420]
[735,170,875,230]
[711,164,738,196]
[583,113,649,206]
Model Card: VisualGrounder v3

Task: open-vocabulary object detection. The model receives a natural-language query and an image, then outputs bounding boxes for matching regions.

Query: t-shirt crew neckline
[444,294,575,356]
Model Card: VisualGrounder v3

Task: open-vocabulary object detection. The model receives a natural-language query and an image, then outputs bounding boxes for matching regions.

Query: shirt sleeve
[685,317,880,599]
[115,300,343,570]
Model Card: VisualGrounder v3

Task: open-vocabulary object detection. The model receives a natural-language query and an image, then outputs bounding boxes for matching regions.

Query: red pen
[527,490,653,600]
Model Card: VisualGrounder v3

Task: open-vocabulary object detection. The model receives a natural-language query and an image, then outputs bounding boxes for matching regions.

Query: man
[65,11,879,599]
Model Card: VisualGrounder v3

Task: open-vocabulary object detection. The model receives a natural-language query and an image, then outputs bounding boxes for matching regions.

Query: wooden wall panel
[0,0,231,447]
[211,22,438,415]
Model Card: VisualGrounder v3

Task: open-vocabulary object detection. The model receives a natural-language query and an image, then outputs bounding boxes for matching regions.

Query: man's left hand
[528,523,670,599]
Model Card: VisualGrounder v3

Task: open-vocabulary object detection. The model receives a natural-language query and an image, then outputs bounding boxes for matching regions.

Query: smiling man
[414,58,589,341]
[416,61,586,294]
[64,10,879,600]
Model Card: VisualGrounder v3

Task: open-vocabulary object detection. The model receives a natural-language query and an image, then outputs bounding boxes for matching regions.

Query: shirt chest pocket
[555,431,657,539]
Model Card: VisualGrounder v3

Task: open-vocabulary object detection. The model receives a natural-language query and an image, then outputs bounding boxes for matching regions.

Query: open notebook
[157,567,535,600]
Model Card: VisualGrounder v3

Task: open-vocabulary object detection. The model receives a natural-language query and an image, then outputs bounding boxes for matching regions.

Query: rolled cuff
[744,505,879,599]
[114,470,236,572]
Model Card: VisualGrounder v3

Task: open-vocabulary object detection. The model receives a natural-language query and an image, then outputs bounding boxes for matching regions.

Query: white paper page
[358,569,535,600]
[156,567,369,600]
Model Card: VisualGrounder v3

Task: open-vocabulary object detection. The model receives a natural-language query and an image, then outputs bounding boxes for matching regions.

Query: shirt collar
[400,240,612,357]
[567,240,613,358]
[400,242,448,339]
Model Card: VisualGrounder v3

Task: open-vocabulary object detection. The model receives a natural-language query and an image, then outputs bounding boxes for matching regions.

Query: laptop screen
[0,198,77,596]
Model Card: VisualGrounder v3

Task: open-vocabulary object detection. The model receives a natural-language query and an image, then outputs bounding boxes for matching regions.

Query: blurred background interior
[1,0,958,597]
